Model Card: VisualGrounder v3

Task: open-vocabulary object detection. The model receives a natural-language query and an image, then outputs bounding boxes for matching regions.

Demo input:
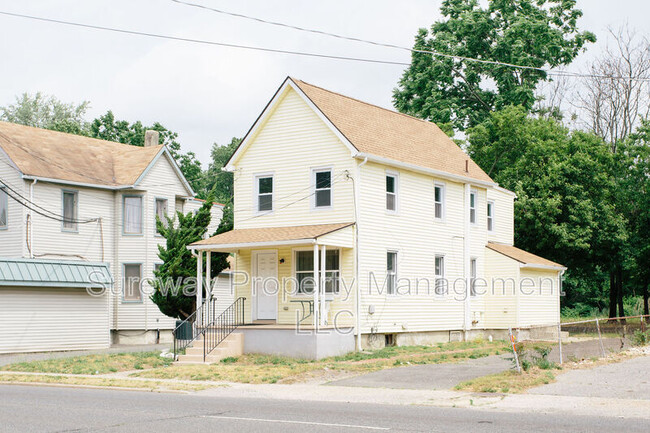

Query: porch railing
[172,297,217,360]
[203,297,246,362]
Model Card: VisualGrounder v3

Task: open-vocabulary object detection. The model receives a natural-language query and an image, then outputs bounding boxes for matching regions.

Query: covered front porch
[189,222,358,359]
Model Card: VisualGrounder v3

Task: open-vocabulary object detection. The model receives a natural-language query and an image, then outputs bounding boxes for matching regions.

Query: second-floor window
[470,258,478,296]
[386,173,397,211]
[123,196,143,235]
[123,263,142,302]
[435,255,445,295]
[469,190,477,224]
[62,190,78,232]
[0,187,7,229]
[434,183,445,220]
[487,200,495,232]
[313,169,332,208]
[155,198,168,234]
[256,175,273,212]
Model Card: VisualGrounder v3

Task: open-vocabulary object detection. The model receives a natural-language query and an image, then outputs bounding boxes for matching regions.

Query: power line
[0,11,410,67]
[171,0,650,83]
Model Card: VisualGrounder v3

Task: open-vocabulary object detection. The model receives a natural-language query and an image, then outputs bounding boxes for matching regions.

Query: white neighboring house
[187,77,567,360]
[0,122,223,353]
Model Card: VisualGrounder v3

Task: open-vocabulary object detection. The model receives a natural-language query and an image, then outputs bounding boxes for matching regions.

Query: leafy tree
[152,196,223,319]
[0,92,90,133]
[393,0,595,131]
[198,137,240,202]
[89,111,203,191]
[467,106,627,309]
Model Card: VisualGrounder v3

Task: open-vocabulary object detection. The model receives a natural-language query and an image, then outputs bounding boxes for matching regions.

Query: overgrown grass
[1,352,173,375]
[133,340,510,384]
[456,368,556,394]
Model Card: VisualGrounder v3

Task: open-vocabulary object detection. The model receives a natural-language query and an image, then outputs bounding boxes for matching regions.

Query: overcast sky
[0,0,647,166]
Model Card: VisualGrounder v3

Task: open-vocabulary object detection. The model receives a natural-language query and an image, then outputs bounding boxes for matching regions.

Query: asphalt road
[0,385,646,433]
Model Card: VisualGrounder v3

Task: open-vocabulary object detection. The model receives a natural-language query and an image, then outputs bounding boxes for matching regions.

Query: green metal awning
[0,258,113,288]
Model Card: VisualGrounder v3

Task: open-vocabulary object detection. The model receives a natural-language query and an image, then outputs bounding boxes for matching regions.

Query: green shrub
[632,330,650,346]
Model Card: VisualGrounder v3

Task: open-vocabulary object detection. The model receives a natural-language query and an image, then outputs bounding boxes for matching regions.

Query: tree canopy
[393,0,595,131]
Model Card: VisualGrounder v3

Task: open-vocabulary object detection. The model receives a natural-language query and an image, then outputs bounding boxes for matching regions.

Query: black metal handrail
[203,297,246,362]
[172,297,217,360]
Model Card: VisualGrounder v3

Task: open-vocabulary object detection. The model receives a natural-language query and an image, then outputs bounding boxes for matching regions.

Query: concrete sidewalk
[0,344,170,367]
[328,354,512,390]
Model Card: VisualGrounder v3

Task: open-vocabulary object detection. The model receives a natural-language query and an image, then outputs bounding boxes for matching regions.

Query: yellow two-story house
[189,77,566,360]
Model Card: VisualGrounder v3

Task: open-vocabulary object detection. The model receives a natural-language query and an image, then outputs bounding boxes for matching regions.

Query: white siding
[184,199,224,236]
[233,88,356,229]
[483,248,519,329]
[0,152,26,257]
[0,287,109,353]
[518,268,561,327]
[487,189,515,245]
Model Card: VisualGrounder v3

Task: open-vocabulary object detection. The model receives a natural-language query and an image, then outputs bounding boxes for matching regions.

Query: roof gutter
[519,263,568,272]
[353,153,497,188]
[188,238,316,252]
[21,175,134,191]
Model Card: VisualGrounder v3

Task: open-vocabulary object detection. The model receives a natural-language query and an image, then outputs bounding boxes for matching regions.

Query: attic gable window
[256,175,273,212]
[313,169,332,209]
[0,187,7,229]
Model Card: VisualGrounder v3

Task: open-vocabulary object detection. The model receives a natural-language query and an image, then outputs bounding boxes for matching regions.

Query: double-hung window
[313,169,332,208]
[123,263,143,302]
[155,198,168,234]
[487,200,495,232]
[123,196,143,235]
[435,255,446,296]
[62,190,78,232]
[386,173,397,212]
[0,187,7,229]
[469,190,477,224]
[434,183,445,220]
[295,249,340,294]
[387,251,397,295]
[256,175,273,212]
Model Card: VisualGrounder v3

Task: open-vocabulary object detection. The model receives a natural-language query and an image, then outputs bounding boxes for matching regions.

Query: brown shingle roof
[487,242,565,269]
[0,121,163,187]
[291,78,494,184]
[191,222,354,247]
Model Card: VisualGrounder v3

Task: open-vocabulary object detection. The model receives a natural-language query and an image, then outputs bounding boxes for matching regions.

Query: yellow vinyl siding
[518,268,561,326]
[487,189,515,245]
[233,88,355,229]
[483,248,520,329]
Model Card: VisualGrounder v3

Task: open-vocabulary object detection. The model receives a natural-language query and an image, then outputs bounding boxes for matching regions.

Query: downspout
[354,157,367,351]
[463,183,471,340]
[28,179,37,258]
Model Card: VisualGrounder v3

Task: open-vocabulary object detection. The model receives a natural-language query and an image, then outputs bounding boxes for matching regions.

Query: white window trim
[385,170,399,214]
[434,182,446,221]
[311,167,333,211]
[487,200,495,232]
[469,189,478,225]
[61,189,79,233]
[154,197,169,237]
[292,246,340,299]
[386,250,398,296]
[122,262,143,303]
[434,254,446,297]
[254,172,274,215]
[0,186,8,230]
[470,257,478,297]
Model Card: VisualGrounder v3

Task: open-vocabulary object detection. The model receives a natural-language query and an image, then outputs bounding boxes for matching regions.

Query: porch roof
[189,222,355,251]
[486,242,566,271]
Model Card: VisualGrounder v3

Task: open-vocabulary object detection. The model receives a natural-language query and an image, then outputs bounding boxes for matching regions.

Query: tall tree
[198,137,240,202]
[467,106,627,310]
[0,92,90,134]
[393,0,595,131]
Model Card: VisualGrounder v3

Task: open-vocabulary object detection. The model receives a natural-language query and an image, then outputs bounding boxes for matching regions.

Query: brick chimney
[144,130,160,147]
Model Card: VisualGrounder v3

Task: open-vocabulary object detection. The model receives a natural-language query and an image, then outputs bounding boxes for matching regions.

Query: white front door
[254,251,278,320]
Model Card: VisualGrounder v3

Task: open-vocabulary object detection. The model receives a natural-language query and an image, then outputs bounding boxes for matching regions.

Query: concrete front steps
[176,332,243,364]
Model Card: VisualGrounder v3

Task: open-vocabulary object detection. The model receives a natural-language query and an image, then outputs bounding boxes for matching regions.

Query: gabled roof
[487,242,566,270]
[0,121,192,194]
[228,77,494,185]
[190,222,355,250]
[0,258,113,288]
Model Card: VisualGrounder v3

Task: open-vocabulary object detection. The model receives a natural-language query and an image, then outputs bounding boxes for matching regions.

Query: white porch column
[313,243,320,329]
[206,250,212,302]
[197,250,203,326]
[320,245,327,326]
